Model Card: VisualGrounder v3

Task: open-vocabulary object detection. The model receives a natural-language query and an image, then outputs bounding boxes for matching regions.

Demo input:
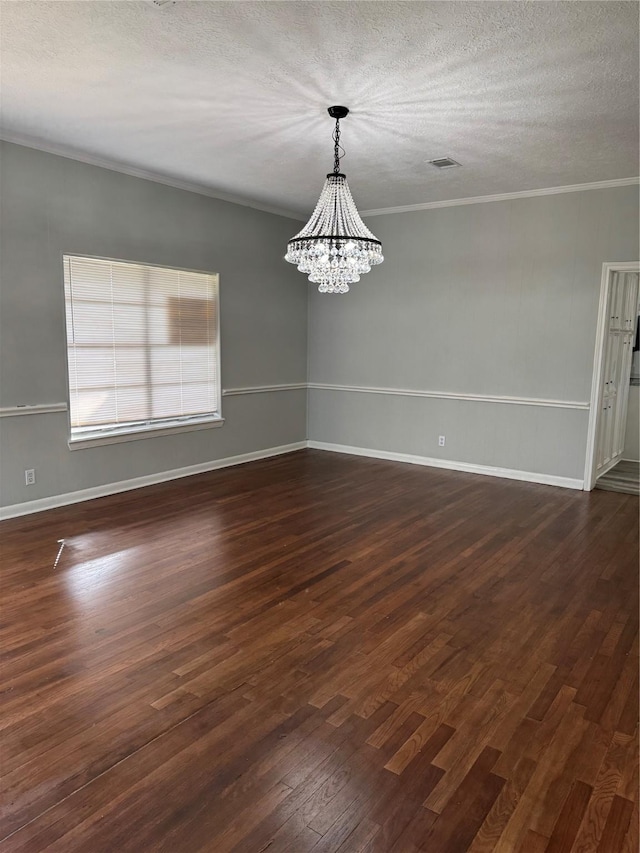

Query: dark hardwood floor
[0,449,638,852]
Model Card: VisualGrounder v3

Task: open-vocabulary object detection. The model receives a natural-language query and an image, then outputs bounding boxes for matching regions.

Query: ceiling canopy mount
[327,105,349,120]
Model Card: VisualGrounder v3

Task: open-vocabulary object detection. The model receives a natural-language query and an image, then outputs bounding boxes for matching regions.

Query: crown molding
[0,132,306,222]
[360,177,640,217]
[2,132,637,221]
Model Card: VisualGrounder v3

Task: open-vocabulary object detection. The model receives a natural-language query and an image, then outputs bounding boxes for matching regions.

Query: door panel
[595,272,640,476]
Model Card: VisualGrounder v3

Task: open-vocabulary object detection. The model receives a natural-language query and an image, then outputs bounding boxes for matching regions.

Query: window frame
[61,254,223,450]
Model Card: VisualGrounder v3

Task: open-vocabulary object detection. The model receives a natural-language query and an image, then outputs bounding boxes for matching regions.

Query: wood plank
[545,779,592,852]
[596,795,634,852]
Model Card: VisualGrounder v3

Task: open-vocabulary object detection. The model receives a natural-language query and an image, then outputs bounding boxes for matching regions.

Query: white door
[595,272,640,477]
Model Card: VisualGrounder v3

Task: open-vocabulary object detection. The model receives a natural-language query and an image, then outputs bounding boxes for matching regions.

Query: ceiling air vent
[427,157,461,169]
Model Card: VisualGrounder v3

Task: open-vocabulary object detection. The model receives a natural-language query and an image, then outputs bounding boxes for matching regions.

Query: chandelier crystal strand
[285,106,383,294]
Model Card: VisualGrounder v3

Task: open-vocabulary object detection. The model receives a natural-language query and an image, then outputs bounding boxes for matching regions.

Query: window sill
[68,416,225,450]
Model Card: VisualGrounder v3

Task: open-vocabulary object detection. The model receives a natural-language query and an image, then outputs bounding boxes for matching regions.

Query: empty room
[0,2,638,851]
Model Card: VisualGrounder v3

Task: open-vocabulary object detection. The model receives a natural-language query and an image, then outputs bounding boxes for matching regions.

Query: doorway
[584,262,640,491]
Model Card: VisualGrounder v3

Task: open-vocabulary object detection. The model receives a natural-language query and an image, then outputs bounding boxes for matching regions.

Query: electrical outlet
[438,435,446,447]
[25,468,35,486]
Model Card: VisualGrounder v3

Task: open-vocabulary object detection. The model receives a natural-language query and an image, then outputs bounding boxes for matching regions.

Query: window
[63,255,222,447]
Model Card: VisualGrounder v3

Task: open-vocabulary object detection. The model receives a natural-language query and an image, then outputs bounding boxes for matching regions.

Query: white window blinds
[64,256,220,441]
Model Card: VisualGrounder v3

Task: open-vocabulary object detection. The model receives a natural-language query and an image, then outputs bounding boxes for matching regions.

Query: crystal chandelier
[285,106,383,294]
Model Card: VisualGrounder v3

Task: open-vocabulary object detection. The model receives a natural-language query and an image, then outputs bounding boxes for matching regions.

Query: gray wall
[308,186,639,481]
[3,140,637,509]
[0,142,307,509]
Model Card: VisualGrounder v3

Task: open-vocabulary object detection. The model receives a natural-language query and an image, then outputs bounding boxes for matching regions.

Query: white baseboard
[0,437,586,520]
[0,442,307,520]
[307,441,584,490]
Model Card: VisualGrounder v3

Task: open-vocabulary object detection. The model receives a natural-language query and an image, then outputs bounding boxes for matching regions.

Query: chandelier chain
[332,119,345,174]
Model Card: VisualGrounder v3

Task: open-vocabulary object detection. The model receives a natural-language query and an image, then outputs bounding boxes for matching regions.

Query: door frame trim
[584,261,640,490]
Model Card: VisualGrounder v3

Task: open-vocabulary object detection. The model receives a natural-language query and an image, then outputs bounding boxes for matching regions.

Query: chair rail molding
[307,383,590,410]
[222,383,307,396]
[0,386,590,415]
[0,403,68,417]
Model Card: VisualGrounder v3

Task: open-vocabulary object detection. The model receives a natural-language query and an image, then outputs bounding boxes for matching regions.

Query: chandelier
[285,106,383,294]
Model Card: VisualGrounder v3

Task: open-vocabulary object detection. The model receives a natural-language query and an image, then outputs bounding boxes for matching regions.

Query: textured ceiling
[1,1,638,216]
